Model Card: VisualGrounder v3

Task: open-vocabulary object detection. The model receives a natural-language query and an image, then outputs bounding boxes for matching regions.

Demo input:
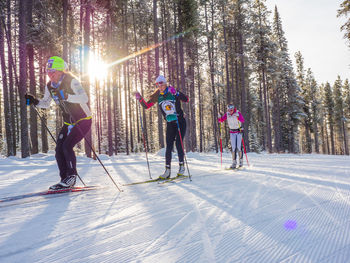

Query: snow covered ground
[0,151,350,263]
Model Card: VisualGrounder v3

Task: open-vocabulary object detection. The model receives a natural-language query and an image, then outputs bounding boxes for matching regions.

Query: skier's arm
[238,112,245,123]
[36,85,52,109]
[139,97,155,109]
[218,113,227,123]
[139,90,158,109]
[177,91,189,102]
[66,79,88,104]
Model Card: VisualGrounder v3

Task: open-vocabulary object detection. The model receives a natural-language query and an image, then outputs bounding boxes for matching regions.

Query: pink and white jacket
[218,109,245,133]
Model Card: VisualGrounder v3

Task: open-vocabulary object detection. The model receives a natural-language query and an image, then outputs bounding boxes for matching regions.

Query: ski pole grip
[59,90,65,100]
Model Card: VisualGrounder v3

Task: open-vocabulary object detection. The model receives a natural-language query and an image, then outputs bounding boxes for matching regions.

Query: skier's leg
[62,119,92,177]
[165,122,177,167]
[160,122,177,179]
[55,125,69,180]
[175,119,186,175]
[175,119,186,163]
[230,133,237,168]
[237,133,243,167]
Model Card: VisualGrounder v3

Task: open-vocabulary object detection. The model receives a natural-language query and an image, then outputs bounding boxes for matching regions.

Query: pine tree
[343,79,350,155]
[344,79,350,119]
[0,5,14,156]
[249,0,274,152]
[19,0,30,158]
[333,76,348,154]
[324,82,336,154]
[295,51,312,153]
[337,1,350,48]
[272,6,301,153]
[305,69,320,153]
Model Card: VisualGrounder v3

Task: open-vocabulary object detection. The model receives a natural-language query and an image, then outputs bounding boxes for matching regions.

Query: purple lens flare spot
[284,220,297,230]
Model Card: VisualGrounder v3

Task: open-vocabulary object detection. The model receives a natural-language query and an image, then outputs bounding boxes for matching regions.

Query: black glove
[24,93,39,105]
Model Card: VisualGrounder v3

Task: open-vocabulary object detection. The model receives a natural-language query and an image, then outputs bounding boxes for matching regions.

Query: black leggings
[55,119,92,179]
[165,118,186,167]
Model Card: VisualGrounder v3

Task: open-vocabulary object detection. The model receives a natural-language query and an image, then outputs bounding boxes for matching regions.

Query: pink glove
[168,86,177,95]
[134,92,141,100]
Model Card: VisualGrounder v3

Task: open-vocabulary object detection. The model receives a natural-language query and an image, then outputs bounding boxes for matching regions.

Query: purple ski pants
[55,119,92,180]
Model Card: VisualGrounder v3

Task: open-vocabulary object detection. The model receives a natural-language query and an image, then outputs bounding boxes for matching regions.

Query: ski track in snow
[0,152,349,262]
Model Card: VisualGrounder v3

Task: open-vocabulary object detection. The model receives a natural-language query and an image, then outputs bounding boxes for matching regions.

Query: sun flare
[88,54,108,81]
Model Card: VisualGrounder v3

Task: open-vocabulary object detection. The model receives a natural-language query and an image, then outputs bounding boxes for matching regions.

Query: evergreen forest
[0,0,350,158]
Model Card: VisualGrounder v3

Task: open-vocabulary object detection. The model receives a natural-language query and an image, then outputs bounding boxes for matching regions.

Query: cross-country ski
[0,186,99,204]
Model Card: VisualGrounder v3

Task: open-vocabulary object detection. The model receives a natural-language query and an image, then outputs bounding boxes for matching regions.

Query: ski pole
[31,105,56,144]
[241,132,250,167]
[219,121,223,168]
[30,104,86,186]
[58,97,122,192]
[237,118,249,168]
[137,100,152,179]
[175,118,192,181]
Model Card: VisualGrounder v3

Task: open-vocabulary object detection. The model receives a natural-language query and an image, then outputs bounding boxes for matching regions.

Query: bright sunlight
[88,53,108,81]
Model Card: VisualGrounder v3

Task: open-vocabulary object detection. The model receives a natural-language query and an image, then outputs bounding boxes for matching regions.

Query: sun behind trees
[0,0,349,157]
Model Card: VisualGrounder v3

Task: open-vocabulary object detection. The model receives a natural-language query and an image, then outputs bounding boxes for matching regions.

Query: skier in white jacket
[25,56,92,190]
[218,104,245,169]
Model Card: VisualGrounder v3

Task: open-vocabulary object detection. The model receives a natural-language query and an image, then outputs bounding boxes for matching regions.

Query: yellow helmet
[46,56,66,72]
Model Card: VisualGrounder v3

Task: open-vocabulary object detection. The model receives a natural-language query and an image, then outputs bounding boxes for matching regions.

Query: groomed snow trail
[0,152,349,263]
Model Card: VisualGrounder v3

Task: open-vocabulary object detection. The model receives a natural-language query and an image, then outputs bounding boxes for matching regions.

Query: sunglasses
[156,81,164,85]
[46,69,57,74]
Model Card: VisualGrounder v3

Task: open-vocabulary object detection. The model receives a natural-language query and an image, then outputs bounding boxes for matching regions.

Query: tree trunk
[342,120,349,155]
[83,0,92,157]
[146,30,154,151]
[62,0,68,61]
[195,37,203,152]
[173,2,180,90]
[262,69,272,152]
[313,120,319,153]
[186,41,197,151]
[26,0,38,154]
[320,122,325,154]
[113,69,120,155]
[6,0,16,155]
[329,119,335,154]
[153,0,164,149]
[139,54,149,150]
[106,5,113,156]
[39,50,48,153]
[205,0,218,152]
[127,63,134,152]
[222,3,231,104]
[273,86,281,152]
[19,0,30,158]
[237,1,248,151]
[324,120,330,154]
[0,17,14,156]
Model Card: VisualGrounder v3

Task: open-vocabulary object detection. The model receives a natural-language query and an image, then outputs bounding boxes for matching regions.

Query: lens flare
[284,220,297,230]
[106,27,195,68]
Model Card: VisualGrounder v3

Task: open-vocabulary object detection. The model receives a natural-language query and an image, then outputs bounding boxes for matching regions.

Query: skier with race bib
[218,104,245,169]
[25,56,92,190]
[135,75,189,179]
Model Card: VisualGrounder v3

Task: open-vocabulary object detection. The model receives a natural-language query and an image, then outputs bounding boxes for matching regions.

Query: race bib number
[160,100,177,122]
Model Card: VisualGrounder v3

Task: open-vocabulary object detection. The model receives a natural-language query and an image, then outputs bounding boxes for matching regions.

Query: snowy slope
[0,151,350,263]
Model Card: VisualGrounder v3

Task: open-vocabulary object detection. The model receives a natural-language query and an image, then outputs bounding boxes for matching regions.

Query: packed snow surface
[0,151,349,263]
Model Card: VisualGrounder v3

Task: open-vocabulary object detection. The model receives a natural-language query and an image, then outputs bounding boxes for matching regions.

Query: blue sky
[265,0,349,85]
